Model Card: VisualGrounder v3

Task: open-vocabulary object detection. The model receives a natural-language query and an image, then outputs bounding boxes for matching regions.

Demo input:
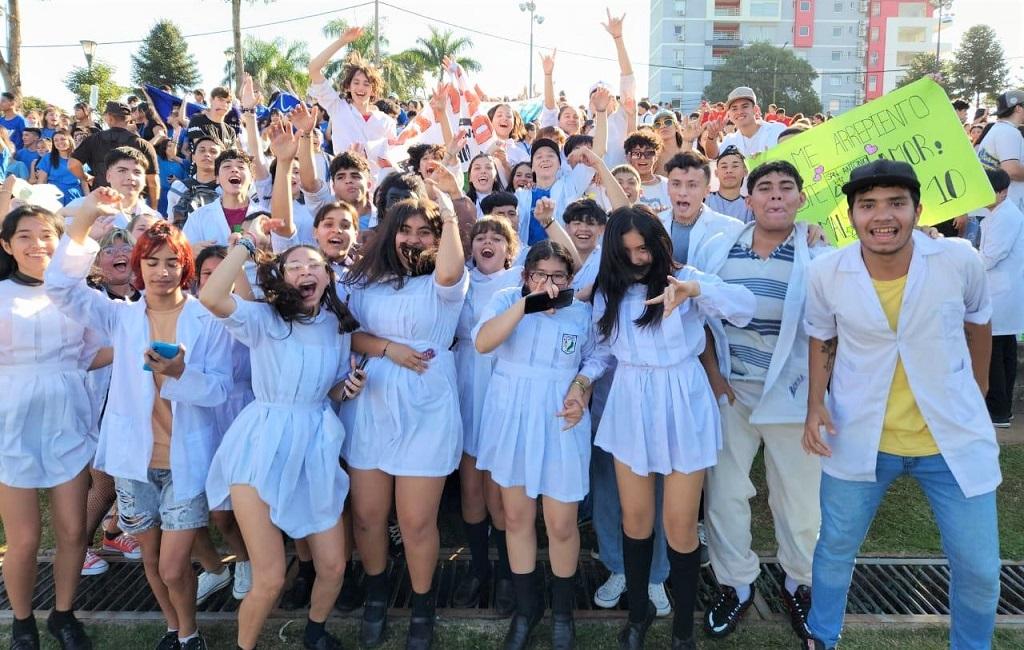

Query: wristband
[241,107,255,114]
[542,218,555,229]
[234,236,257,260]
[571,378,589,392]
[381,341,391,358]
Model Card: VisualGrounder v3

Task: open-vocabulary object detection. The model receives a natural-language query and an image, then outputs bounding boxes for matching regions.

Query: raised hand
[534,196,555,224]
[339,26,364,45]
[423,159,462,198]
[540,49,557,75]
[267,121,299,161]
[682,116,701,143]
[644,275,701,318]
[601,8,626,39]
[591,86,612,113]
[428,82,447,117]
[240,73,258,110]
[82,186,124,219]
[290,103,319,136]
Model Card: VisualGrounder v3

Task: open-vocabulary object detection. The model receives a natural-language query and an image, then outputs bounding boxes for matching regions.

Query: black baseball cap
[841,159,920,197]
[104,101,130,118]
[995,90,1024,117]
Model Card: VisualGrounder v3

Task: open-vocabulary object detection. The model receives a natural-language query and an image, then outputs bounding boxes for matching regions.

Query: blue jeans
[591,446,669,582]
[808,453,1000,649]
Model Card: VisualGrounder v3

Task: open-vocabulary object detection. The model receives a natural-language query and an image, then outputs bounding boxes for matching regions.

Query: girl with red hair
[46,188,233,650]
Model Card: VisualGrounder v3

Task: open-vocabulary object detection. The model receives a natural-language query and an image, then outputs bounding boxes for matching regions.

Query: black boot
[453,518,491,608]
[503,570,543,650]
[10,615,39,650]
[359,570,389,648]
[550,574,576,650]
[46,610,91,650]
[671,635,697,649]
[405,589,436,650]
[616,600,655,650]
[491,528,516,617]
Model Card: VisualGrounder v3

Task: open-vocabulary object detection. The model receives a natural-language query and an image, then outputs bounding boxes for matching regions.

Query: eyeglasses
[629,150,657,160]
[652,117,677,129]
[100,245,133,256]
[528,270,570,286]
[283,261,324,273]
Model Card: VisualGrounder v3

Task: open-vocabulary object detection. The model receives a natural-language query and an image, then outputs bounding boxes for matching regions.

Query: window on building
[833,26,842,37]
[832,50,841,61]
[799,1,810,10]
[799,26,810,36]
[834,1,843,11]
[868,75,878,92]
[869,50,879,65]
[898,2,926,17]
[829,99,841,112]
[750,1,780,17]
[674,25,684,41]
[675,50,686,65]
[870,26,879,41]
[674,0,687,15]
[872,1,881,16]
[672,74,684,90]
[830,76,842,87]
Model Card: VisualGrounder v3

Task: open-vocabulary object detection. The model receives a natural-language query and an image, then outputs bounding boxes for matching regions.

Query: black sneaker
[45,613,92,650]
[388,522,404,558]
[993,414,1011,428]
[154,631,181,650]
[616,600,656,650]
[703,584,754,638]
[280,572,314,610]
[780,585,812,640]
[180,635,208,650]
[10,620,39,650]
[335,574,367,613]
[304,632,344,650]
[451,573,485,608]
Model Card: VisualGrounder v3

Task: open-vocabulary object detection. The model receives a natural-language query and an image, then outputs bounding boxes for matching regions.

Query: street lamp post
[80,40,96,69]
[519,2,544,97]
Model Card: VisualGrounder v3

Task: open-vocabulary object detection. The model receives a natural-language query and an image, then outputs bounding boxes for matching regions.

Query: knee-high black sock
[463,517,492,581]
[668,545,702,641]
[409,588,435,618]
[622,530,654,624]
[550,573,576,615]
[491,527,512,580]
[364,570,389,604]
[512,569,537,618]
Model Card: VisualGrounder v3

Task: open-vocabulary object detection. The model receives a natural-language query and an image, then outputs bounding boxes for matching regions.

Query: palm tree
[402,27,481,83]
[223,36,310,96]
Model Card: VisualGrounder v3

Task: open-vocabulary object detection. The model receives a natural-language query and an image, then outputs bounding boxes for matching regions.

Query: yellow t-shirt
[871,275,940,456]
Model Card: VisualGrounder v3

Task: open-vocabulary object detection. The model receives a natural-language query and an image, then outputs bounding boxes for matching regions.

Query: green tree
[0,0,22,98]
[896,52,953,95]
[130,20,200,92]
[20,95,47,115]
[402,27,481,83]
[321,19,425,99]
[64,61,128,109]
[704,43,821,115]
[950,25,1009,106]
[223,36,310,96]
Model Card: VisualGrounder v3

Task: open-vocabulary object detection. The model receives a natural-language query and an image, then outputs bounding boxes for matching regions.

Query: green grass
[10,619,1024,649]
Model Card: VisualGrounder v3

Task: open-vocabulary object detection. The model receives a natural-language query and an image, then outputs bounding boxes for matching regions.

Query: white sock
[733,584,751,602]
[178,631,198,643]
[784,574,801,596]
[167,628,178,635]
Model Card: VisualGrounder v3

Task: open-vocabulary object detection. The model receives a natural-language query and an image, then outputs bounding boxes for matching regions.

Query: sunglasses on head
[653,116,677,129]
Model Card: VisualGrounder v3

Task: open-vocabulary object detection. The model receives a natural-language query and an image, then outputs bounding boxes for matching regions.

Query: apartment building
[864,0,951,101]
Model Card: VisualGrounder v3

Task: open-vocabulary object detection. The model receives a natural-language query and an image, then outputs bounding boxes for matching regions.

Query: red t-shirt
[223,205,248,231]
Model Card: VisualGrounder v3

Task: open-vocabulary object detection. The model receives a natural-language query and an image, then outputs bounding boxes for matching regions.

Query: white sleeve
[680,266,755,327]
[44,236,121,337]
[961,247,993,325]
[434,266,470,304]
[539,106,559,129]
[803,261,838,340]
[166,180,186,215]
[159,316,233,408]
[990,125,1023,163]
[218,294,272,348]
[308,78,346,121]
[470,287,519,357]
[253,176,273,202]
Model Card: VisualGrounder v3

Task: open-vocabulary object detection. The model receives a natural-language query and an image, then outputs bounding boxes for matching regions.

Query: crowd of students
[2,9,1023,650]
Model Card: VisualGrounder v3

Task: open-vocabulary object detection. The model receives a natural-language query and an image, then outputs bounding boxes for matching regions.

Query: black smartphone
[457,117,473,163]
[523,288,574,314]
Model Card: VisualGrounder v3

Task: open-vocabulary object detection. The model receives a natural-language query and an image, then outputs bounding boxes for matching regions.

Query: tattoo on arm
[821,338,837,374]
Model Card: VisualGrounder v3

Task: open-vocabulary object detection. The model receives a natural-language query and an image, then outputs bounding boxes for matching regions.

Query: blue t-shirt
[14,147,38,169]
[528,187,552,245]
[157,158,187,215]
[36,155,84,205]
[40,127,56,140]
[0,113,27,149]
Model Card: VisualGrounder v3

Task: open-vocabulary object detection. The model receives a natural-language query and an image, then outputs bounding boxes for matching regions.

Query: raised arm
[534,196,582,271]
[602,9,634,78]
[266,121,299,239]
[291,103,322,193]
[541,50,557,111]
[199,240,250,318]
[426,174,466,287]
[591,87,611,159]
[240,75,269,181]
[308,27,364,84]
[475,294,528,353]
[578,147,629,210]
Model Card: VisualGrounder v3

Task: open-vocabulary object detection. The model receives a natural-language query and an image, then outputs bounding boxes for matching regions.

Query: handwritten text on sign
[749,78,994,245]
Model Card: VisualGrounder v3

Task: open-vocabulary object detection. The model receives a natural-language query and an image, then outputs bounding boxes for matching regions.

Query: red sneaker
[81,549,109,576]
[102,533,142,559]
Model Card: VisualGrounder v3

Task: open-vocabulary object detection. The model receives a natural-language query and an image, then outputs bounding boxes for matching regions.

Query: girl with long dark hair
[34,128,86,205]
[590,207,754,649]
[0,205,98,650]
[341,190,467,650]
[465,153,503,217]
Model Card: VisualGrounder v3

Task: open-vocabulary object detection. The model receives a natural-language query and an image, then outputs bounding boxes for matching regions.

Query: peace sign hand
[644,276,701,318]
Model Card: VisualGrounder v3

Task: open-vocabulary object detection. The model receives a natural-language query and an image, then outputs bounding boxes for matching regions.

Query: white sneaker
[594,572,627,608]
[232,560,252,600]
[649,582,672,617]
[196,567,231,605]
[590,548,601,561]
[81,549,109,576]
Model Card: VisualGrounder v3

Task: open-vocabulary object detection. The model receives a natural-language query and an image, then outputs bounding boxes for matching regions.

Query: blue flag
[143,84,207,122]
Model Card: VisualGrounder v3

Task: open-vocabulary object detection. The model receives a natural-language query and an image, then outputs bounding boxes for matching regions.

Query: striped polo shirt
[716,228,795,382]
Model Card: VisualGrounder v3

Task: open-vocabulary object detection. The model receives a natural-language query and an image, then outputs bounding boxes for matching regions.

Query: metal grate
[2,554,1023,620]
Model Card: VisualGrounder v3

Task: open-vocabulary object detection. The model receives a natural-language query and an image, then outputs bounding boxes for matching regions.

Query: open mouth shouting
[297,279,318,300]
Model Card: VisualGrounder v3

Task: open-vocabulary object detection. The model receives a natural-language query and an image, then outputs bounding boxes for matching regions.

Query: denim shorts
[114,469,208,534]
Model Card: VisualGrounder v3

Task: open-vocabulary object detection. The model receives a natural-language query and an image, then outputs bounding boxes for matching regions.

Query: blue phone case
[143,341,181,371]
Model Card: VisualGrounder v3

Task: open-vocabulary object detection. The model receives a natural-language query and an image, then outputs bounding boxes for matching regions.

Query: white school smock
[181,197,266,246]
[253,176,317,248]
[341,271,469,476]
[0,279,100,488]
[591,266,755,476]
[472,287,602,502]
[694,222,833,424]
[658,204,744,266]
[308,78,395,176]
[205,296,351,538]
[45,236,233,501]
[213,338,254,443]
[454,265,523,458]
[979,199,1024,336]
[803,231,1001,498]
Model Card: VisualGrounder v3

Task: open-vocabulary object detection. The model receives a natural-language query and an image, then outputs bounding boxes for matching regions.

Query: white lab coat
[658,204,745,265]
[979,199,1024,336]
[804,231,1000,498]
[513,164,596,246]
[181,197,266,247]
[45,236,233,501]
[694,222,833,424]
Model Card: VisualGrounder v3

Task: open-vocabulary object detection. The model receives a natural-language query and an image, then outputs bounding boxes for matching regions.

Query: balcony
[707,30,742,47]
[714,0,741,17]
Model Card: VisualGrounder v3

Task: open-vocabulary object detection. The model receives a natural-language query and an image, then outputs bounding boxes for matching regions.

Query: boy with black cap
[706,145,753,223]
[70,101,160,208]
[801,159,1001,650]
[977,89,1024,212]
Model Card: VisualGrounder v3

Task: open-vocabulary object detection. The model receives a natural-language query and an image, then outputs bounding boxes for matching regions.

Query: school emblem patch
[561,334,577,355]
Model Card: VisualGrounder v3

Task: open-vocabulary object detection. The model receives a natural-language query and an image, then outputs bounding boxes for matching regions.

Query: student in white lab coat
[450,216,522,614]
[0,206,99,650]
[46,190,233,650]
[340,189,467,650]
[693,161,831,643]
[474,240,602,650]
[591,208,755,650]
[802,160,1001,650]
[978,167,1024,427]
[200,213,364,650]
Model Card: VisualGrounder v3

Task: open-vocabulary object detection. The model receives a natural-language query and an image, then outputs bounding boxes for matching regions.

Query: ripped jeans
[114,469,208,534]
